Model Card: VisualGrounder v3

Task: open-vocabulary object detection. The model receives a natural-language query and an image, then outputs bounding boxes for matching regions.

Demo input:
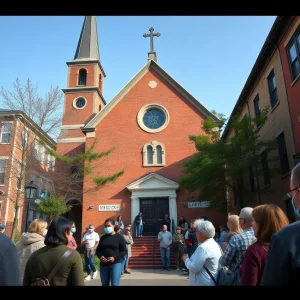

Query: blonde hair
[227,215,242,234]
[28,219,48,235]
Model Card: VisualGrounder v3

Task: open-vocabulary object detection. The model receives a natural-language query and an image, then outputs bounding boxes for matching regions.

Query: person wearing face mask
[81,224,100,281]
[261,163,300,286]
[96,218,127,286]
[15,219,48,283]
[67,222,78,250]
[23,217,84,286]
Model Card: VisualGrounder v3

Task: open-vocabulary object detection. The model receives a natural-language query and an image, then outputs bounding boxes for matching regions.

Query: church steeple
[74,16,100,61]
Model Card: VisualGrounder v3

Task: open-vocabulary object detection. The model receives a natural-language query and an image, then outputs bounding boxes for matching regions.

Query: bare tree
[1,78,63,139]
[0,78,62,241]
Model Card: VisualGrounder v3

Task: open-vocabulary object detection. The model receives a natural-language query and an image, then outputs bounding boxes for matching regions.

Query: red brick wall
[80,68,227,234]
[279,16,300,154]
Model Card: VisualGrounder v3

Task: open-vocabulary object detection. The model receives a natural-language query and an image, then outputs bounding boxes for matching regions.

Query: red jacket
[240,242,268,286]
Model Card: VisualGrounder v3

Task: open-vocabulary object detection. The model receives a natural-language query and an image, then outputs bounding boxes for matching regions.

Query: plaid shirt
[219,227,255,272]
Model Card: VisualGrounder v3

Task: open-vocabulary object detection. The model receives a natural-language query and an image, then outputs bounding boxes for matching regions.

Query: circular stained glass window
[75,97,86,109]
[143,108,166,130]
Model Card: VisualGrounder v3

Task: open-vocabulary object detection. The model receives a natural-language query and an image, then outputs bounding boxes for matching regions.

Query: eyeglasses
[287,187,299,198]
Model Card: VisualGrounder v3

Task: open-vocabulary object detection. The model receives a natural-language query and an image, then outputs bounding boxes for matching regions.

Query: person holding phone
[96,218,127,286]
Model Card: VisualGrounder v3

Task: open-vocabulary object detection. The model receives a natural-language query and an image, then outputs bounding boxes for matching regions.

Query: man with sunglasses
[261,163,300,286]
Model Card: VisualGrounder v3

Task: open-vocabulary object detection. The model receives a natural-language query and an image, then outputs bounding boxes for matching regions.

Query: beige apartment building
[0,109,56,237]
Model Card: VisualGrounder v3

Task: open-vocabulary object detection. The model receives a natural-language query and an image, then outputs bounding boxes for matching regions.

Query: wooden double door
[140,198,169,235]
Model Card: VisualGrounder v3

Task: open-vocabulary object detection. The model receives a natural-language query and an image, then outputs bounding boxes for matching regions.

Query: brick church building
[57,16,225,238]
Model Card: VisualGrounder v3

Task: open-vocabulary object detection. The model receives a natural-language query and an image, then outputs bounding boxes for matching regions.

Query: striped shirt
[219,227,256,272]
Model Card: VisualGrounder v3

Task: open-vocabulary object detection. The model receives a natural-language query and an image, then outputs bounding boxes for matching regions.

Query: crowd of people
[1,163,300,286]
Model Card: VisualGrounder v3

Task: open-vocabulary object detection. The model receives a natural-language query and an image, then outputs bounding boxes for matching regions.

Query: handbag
[203,243,242,286]
[30,249,73,286]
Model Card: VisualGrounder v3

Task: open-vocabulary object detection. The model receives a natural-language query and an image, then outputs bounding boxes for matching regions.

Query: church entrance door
[140,198,169,236]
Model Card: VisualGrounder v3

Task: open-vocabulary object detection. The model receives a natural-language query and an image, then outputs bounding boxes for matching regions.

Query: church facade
[57,16,225,236]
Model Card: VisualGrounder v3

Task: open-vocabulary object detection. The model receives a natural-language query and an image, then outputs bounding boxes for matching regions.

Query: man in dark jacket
[261,163,300,285]
[162,213,171,232]
[134,212,145,237]
[0,232,22,286]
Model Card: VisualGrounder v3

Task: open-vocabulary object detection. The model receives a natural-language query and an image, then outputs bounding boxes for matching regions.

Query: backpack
[203,244,242,286]
[30,249,73,286]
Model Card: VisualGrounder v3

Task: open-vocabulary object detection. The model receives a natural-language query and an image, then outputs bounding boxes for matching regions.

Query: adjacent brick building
[56,16,226,236]
[222,16,297,218]
[278,16,300,163]
[0,110,56,237]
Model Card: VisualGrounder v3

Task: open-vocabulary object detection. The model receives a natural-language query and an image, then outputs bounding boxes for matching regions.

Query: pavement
[84,269,189,286]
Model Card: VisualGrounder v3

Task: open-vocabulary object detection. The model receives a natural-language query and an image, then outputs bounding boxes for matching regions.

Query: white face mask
[42,229,48,237]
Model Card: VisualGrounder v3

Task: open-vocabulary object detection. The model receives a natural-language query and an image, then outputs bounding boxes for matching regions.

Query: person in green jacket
[23,217,84,286]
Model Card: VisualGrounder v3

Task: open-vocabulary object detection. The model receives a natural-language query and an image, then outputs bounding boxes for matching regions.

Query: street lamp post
[25,180,37,232]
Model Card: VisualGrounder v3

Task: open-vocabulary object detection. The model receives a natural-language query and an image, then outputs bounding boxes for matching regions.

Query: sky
[0,16,276,128]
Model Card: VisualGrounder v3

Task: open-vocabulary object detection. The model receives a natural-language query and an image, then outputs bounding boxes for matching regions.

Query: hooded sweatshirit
[15,232,45,282]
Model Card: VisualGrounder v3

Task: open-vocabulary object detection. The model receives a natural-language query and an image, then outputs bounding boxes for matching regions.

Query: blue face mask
[291,190,300,218]
[71,228,76,233]
[104,227,113,234]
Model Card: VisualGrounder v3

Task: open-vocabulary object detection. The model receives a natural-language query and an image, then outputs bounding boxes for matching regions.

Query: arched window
[147,146,153,164]
[78,69,87,86]
[156,145,162,164]
[143,141,166,167]
[71,166,80,178]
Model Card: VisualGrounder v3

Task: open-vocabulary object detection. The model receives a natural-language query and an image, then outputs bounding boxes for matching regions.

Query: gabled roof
[82,59,220,131]
[126,172,179,191]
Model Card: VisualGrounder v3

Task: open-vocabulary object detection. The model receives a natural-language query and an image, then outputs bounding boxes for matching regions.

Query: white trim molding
[60,124,85,130]
[57,137,86,144]
[137,103,170,133]
[127,173,179,227]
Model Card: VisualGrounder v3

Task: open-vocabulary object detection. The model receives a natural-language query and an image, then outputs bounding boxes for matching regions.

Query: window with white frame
[40,146,45,164]
[1,122,12,144]
[142,141,166,167]
[0,160,6,185]
[42,214,47,221]
[36,211,40,219]
[49,155,55,170]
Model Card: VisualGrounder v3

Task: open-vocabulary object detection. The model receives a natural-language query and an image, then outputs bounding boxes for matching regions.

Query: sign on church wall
[98,204,121,212]
[187,201,210,208]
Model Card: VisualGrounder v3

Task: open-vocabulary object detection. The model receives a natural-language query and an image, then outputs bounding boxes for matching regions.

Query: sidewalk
[84,269,189,286]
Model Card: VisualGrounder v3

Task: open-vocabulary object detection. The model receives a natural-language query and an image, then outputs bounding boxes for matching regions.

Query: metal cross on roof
[143,27,161,53]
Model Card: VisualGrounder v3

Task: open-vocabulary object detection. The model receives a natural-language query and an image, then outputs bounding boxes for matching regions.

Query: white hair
[194,219,215,238]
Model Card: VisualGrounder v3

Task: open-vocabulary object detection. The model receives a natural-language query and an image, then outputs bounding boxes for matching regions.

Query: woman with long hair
[96,218,127,286]
[240,204,289,286]
[222,215,243,249]
[23,217,84,286]
[15,219,48,283]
